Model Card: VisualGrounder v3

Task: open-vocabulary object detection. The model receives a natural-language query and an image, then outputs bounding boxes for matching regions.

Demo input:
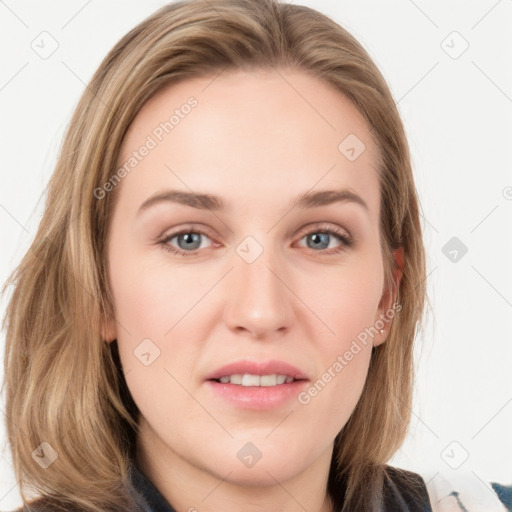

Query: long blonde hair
[2,0,427,510]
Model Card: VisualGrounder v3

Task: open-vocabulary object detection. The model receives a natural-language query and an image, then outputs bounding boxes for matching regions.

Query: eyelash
[157,224,354,257]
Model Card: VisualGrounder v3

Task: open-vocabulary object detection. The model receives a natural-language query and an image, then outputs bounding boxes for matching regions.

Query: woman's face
[105,68,399,486]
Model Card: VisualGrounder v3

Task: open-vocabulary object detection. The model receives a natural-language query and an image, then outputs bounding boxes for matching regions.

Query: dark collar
[129,460,177,512]
[128,457,432,512]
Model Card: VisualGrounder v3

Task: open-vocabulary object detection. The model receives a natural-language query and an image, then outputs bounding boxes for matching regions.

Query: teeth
[260,374,277,386]
[217,373,296,386]
[229,374,242,385]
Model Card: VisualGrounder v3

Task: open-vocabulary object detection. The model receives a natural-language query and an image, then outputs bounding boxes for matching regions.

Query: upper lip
[204,359,310,382]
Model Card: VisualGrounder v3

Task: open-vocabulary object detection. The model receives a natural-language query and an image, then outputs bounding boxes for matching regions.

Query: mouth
[203,359,309,410]
[204,359,309,384]
[209,373,306,386]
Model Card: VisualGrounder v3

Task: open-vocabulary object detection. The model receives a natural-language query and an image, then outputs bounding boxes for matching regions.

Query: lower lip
[205,380,308,410]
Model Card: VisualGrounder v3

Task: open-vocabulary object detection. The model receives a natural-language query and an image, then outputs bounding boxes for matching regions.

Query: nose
[223,243,294,339]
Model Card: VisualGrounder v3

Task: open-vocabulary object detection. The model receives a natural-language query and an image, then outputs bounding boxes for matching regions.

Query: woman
[2,0,509,511]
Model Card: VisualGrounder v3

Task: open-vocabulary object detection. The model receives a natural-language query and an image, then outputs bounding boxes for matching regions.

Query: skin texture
[103,68,402,512]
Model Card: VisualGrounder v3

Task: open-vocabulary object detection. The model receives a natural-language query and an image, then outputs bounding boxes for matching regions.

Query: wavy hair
[2,0,427,510]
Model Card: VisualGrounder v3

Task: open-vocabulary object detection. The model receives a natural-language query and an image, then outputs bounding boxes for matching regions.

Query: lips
[204,359,310,382]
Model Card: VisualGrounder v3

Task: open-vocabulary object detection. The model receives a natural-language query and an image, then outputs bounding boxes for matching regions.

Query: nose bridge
[224,233,293,336]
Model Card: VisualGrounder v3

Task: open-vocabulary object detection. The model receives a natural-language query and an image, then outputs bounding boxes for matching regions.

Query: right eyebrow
[137,190,224,214]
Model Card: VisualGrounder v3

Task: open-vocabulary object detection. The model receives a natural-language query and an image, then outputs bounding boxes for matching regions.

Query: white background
[1,0,511,509]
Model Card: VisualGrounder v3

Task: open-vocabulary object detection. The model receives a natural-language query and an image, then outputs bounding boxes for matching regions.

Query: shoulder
[381,464,433,511]
[491,481,512,510]
[381,466,512,512]
[417,470,511,512]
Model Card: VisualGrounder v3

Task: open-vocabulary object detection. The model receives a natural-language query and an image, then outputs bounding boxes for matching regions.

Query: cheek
[108,242,198,336]
[304,255,384,342]
[110,259,203,434]
[293,256,382,421]
[108,244,207,397]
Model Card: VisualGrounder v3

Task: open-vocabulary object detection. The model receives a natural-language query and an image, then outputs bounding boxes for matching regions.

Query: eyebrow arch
[293,189,368,211]
[138,190,223,213]
[137,188,368,214]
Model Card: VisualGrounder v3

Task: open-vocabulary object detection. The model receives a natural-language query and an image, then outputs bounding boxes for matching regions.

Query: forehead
[115,67,381,220]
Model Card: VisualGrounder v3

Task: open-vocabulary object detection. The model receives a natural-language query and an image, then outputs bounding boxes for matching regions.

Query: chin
[217,461,303,487]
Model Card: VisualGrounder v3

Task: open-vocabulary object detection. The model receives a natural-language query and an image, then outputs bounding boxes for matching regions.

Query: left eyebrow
[292,189,368,212]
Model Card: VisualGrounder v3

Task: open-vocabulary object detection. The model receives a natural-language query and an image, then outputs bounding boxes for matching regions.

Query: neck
[135,421,335,512]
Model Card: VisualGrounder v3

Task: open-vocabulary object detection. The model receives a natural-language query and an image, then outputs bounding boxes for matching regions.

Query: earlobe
[100,316,117,343]
[374,246,404,347]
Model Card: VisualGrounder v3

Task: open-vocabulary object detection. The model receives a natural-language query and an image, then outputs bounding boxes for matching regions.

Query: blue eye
[158,224,353,257]
[300,229,353,254]
[171,232,204,251]
[161,231,212,256]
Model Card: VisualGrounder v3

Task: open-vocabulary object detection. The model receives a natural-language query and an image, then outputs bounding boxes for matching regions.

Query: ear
[373,246,404,347]
[100,312,117,343]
